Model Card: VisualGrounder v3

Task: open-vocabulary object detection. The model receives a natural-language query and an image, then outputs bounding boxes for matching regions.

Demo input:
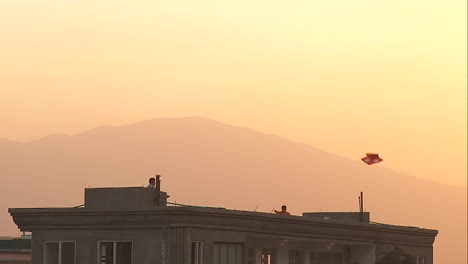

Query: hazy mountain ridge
[4,117,462,189]
[0,117,466,263]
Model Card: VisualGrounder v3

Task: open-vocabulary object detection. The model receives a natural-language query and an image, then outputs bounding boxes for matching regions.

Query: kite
[361,153,383,165]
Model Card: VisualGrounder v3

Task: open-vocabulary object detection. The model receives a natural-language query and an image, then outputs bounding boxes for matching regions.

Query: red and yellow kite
[361,153,383,165]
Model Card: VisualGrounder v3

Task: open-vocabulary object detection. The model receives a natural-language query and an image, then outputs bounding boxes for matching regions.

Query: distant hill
[1,117,466,263]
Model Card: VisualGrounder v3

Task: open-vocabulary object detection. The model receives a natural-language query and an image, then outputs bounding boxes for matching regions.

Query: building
[9,187,437,264]
[0,234,32,264]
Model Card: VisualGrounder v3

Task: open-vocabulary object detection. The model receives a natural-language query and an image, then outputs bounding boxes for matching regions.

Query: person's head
[149,177,156,185]
[281,205,287,211]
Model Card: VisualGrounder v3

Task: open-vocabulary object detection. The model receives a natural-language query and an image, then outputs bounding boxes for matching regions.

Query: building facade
[9,187,437,264]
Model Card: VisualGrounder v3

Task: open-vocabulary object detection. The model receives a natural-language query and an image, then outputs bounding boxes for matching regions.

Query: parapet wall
[303,212,370,223]
[84,187,167,209]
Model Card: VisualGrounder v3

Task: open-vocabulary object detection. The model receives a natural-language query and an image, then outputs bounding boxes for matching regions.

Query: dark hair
[149,177,156,183]
[281,205,287,209]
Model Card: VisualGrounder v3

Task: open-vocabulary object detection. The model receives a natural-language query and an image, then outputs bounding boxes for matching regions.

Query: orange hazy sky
[0,0,466,186]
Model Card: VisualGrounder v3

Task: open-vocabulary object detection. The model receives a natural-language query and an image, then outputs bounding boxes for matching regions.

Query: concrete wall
[31,228,163,264]
[27,226,435,264]
[303,212,370,223]
[32,226,250,264]
[10,205,437,264]
[375,243,433,264]
[84,187,167,209]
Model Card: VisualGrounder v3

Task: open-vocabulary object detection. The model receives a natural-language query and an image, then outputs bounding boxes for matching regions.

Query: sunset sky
[0,0,466,186]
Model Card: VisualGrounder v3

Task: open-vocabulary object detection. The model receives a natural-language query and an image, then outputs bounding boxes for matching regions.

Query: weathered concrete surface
[303,212,370,223]
[9,206,437,264]
[84,187,167,209]
[8,187,437,264]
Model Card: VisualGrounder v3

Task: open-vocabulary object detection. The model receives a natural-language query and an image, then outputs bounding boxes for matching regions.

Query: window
[289,250,304,264]
[309,252,317,264]
[192,241,204,264]
[44,241,76,264]
[261,253,272,264]
[212,243,243,264]
[261,249,275,264]
[289,250,296,264]
[98,241,132,264]
[414,256,425,264]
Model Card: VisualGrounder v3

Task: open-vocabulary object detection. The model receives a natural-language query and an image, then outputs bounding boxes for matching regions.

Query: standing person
[274,205,291,215]
[147,177,156,188]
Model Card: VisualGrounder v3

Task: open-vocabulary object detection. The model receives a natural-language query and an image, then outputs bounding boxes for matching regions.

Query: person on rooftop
[274,205,291,215]
[147,177,156,188]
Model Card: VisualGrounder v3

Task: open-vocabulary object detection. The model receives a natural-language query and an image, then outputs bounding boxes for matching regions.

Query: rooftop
[0,236,31,252]
[8,187,438,247]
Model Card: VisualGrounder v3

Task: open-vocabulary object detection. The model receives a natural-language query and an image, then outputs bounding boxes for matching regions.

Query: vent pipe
[155,174,161,206]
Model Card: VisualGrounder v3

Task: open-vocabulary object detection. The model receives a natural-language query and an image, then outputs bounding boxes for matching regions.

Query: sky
[0,0,466,186]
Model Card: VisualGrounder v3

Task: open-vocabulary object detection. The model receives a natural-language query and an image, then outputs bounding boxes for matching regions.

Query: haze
[1,117,467,263]
[0,0,466,188]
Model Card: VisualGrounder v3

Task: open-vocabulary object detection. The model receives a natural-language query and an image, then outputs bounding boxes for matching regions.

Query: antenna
[361,192,364,213]
[358,195,361,213]
[358,192,364,222]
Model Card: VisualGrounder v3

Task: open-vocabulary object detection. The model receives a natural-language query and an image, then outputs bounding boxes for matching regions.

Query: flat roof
[8,205,437,234]
[0,237,31,251]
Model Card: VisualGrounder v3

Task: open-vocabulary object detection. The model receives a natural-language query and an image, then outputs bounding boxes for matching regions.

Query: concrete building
[9,187,437,264]
[0,234,32,264]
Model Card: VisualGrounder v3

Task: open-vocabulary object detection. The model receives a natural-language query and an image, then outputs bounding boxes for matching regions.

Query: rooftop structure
[9,187,437,264]
[0,234,31,264]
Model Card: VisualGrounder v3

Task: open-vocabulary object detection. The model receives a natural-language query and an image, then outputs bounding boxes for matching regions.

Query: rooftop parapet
[303,212,370,223]
[84,187,168,209]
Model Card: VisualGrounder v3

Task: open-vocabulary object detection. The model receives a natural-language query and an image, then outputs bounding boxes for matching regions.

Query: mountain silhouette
[1,117,466,263]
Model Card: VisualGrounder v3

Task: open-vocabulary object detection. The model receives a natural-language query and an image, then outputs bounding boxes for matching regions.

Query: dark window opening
[213,242,243,264]
[191,241,204,264]
[98,241,132,264]
[44,241,75,264]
